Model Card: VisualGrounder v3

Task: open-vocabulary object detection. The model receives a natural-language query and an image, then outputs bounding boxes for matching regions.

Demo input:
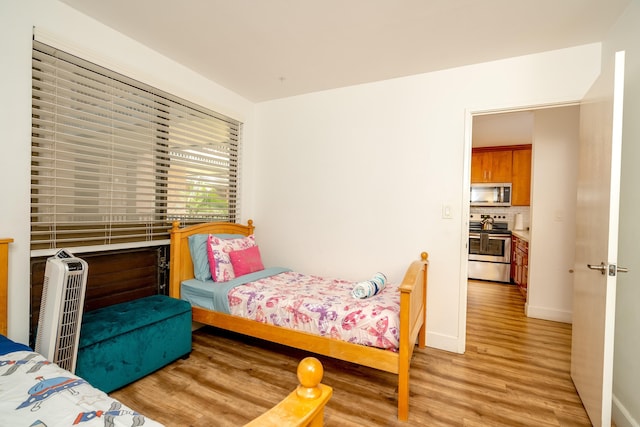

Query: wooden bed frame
[169,220,429,421]
[0,237,332,427]
[0,238,12,337]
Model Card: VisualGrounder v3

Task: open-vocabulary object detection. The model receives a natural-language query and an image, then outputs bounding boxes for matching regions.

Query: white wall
[604,1,640,426]
[527,106,580,322]
[0,0,256,343]
[0,0,605,355]
[254,47,601,352]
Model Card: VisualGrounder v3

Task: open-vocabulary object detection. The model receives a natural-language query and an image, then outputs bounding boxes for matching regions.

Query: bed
[1,238,332,427]
[0,335,166,426]
[0,238,165,426]
[168,220,429,421]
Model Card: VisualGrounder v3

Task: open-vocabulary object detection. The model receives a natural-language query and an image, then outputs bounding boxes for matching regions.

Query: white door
[571,50,626,427]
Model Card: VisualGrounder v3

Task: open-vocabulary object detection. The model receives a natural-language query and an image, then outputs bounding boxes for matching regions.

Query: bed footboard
[0,238,12,337]
[397,251,429,421]
[244,357,332,427]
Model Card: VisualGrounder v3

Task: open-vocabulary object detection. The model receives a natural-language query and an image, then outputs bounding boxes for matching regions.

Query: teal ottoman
[75,295,192,393]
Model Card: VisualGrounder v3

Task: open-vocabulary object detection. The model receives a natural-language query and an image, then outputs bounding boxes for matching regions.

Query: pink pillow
[207,234,256,282]
[229,245,265,277]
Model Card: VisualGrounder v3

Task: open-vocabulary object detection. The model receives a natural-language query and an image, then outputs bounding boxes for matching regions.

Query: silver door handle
[587,262,607,274]
[587,262,629,275]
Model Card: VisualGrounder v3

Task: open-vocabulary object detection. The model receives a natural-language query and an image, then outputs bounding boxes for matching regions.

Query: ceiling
[473,111,534,147]
[59,0,630,103]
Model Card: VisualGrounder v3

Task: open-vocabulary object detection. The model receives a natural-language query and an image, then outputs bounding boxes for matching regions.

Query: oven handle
[469,232,512,239]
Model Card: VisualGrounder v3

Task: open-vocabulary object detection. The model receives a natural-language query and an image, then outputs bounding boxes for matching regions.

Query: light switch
[442,204,453,219]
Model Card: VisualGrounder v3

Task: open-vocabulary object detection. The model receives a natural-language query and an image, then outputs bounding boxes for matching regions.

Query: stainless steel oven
[468,214,512,283]
[469,232,511,263]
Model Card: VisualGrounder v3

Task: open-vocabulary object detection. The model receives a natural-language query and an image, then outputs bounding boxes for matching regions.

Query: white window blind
[31,41,241,250]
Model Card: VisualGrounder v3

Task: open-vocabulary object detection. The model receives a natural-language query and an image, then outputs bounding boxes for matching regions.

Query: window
[31,41,241,251]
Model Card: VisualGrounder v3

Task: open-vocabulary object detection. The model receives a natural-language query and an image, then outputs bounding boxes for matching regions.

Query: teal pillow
[188,233,244,281]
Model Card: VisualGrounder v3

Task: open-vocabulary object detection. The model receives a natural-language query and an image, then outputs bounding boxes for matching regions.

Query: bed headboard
[1,238,14,336]
[168,220,254,299]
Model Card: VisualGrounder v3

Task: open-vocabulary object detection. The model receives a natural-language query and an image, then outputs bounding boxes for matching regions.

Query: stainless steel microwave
[470,183,512,207]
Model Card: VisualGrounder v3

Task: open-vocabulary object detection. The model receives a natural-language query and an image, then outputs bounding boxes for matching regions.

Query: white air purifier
[35,249,88,373]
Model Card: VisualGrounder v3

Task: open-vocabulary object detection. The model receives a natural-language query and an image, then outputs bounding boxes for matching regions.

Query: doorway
[465,104,581,341]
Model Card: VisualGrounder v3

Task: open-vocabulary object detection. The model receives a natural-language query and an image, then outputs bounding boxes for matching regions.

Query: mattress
[182,269,402,351]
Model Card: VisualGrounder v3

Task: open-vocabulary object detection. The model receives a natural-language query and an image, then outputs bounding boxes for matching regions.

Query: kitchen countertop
[511,229,530,242]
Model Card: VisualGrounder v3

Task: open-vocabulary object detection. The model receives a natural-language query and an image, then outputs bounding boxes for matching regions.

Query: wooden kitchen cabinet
[471,149,512,183]
[471,144,532,206]
[511,146,532,206]
[470,151,486,183]
[510,236,517,282]
[512,235,528,297]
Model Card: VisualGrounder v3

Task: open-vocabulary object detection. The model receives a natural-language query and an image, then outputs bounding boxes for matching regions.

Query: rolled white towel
[352,272,387,299]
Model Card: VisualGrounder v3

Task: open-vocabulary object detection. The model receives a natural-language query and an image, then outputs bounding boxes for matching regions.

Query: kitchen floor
[465,279,590,425]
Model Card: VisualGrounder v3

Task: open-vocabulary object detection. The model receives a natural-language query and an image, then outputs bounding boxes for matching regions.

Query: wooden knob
[296,357,323,399]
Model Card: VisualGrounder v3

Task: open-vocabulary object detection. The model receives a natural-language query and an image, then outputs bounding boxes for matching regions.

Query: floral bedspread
[228,271,401,351]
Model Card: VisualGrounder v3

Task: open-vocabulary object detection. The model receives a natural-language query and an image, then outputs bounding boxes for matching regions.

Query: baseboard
[613,393,640,427]
[426,331,463,354]
[191,321,205,331]
[525,304,572,323]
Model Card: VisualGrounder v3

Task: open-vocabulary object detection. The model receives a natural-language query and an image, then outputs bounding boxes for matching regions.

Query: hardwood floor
[111,280,591,426]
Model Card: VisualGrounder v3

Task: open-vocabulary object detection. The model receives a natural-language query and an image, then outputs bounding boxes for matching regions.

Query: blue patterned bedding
[0,335,163,426]
[0,334,31,355]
